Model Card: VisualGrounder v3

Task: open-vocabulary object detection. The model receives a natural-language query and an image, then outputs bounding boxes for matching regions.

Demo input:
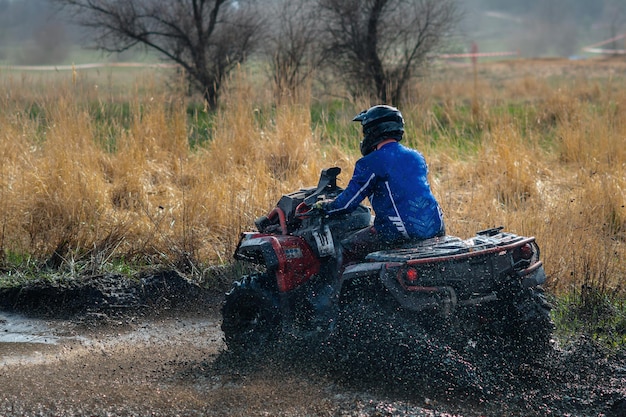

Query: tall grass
[407,59,625,297]
[0,68,354,276]
[0,60,624,298]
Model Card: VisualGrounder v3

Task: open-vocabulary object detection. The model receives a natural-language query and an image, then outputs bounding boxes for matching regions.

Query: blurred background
[0,0,624,66]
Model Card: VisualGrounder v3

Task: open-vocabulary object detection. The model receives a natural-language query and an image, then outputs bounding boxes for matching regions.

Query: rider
[316,105,445,263]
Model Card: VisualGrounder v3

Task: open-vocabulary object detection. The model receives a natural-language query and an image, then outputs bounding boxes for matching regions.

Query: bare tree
[318,0,460,104]
[53,0,264,108]
[262,0,325,102]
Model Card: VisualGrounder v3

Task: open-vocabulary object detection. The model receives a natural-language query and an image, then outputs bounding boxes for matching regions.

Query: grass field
[1,58,625,338]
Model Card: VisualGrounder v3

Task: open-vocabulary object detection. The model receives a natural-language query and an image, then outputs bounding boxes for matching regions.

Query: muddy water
[0,309,624,417]
[0,310,414,417]
[0,310,231,416]
[0,312,63,345]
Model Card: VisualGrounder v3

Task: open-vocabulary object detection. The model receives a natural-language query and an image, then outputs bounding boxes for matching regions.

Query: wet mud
[0,272,625,416]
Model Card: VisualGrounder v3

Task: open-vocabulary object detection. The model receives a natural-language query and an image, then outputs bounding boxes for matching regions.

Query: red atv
[221,167,553,375]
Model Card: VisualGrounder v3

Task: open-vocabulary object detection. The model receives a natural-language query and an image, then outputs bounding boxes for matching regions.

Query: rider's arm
[325,159,376,215]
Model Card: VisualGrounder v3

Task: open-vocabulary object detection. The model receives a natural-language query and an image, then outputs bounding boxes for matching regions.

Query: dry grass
[417,58,626,295]
[0,68,354,274]
[0,58,624,294]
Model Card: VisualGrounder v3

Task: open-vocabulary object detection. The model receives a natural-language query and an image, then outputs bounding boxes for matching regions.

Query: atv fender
[341,262,459,316]
[234,233,321,292]
[341,262,387,280]
[518,261,547,289]
[380,264,458,315]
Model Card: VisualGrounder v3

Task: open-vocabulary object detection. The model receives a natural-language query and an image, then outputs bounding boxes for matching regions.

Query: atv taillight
[405,267,419,282]
[513,243,534,261]
[396,266,420,288]
[395,266,440,292]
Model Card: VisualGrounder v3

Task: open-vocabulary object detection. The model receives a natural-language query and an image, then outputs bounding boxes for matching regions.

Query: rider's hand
[312,199,332,212]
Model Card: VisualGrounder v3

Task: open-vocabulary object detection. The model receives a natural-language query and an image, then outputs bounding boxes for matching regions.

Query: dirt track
[0,272,448,417]
[0,309,454,417]
[0,273,625,416]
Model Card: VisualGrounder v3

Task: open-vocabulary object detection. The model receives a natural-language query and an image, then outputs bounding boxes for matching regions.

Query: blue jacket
[326,141,444,242]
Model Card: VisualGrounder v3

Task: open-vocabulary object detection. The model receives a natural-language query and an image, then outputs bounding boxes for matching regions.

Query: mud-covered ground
[0,272,625,417]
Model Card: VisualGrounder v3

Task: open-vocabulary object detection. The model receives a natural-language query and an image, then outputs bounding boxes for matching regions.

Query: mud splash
[0,271,624,416]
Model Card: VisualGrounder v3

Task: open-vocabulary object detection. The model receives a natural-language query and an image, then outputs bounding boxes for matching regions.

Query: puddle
[0,312,62,345]
[0,310,223,368]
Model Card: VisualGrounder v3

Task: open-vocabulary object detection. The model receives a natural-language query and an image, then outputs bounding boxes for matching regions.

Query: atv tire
[333,292,486,398]
[512,288,554,354]
[481,286,553,364]
[221,274,281,355]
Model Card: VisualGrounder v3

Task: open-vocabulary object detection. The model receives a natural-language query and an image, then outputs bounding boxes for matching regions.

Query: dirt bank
[0,272,625,416]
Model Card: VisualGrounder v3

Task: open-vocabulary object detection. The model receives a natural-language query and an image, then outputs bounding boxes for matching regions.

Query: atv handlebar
[303,167,341,206]
[295,202,325,219]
